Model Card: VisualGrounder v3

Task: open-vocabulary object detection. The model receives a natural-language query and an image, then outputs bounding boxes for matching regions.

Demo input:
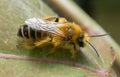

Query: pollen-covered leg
[24,43,35,48]
[34,37,51,47]
[46,37,62,56]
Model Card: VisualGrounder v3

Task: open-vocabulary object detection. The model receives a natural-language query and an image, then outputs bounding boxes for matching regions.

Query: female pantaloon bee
[17,16,108,59]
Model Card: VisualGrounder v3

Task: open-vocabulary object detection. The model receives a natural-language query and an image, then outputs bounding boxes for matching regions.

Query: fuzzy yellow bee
[17,16,108,59]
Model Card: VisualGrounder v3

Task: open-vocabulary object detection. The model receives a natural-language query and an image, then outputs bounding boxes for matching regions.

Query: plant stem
[0,53,98,73]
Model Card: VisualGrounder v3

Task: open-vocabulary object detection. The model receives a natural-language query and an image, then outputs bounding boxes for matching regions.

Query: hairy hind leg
[34,37,51,47]
[16,42,35,49]
[17,37,51,48]
[46,37,62,56]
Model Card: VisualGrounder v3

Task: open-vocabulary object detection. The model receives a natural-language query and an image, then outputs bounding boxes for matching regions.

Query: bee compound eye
[78,37,85,47]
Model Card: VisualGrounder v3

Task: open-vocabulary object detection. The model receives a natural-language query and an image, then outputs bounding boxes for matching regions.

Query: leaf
[0,0,117,77]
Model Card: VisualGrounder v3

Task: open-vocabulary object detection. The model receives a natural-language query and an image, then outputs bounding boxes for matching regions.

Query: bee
[17,16,108,59]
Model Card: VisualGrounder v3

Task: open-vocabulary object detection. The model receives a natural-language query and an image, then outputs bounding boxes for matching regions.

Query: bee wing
[25,18,65,37]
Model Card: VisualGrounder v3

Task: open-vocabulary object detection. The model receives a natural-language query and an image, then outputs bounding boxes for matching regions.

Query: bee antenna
[88,33,109,37]
[87,41,100,57]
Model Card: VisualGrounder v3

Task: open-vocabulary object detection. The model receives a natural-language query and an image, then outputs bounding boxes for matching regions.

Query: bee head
[77,32,108,57]
[77,32,100,57]
[77,32,89,47]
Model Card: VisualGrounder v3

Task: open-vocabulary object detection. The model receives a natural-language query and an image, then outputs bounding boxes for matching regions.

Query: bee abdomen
[17,25,41,39]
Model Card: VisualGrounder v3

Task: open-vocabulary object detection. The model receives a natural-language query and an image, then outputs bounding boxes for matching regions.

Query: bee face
[77,32,89,47]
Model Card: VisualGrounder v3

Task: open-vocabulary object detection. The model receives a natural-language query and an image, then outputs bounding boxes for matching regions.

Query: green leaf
[0,0,116,77]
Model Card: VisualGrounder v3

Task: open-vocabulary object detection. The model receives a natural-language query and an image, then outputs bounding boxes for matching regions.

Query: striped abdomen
[17,25,43,39]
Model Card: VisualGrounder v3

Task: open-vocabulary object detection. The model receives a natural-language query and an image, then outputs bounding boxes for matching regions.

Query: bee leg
[70,43,77,60]
[25,43,35,48]
[46,39,61,56]
[34,37,51,47]
[16,42,35,49]
[46,46,57,57]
